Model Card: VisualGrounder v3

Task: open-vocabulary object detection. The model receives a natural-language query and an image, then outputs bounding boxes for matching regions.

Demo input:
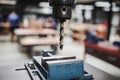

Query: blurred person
[45,17,57,30]
[118,20,120,36]
[85,29,105,44]
[7,11,20,41]
[0,13,2,23]
[0,12,4,34]
[37,16,45,29]
[0,12,2,26]
[29,19,37,29]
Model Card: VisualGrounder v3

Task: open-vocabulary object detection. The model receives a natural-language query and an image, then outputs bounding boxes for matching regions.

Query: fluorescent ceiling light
[76,5,93,10]
[85,5,94,10]
[0,0,16,5]
[30,8,52,15]
[112,2,119,12]
[39,8,52,14]
[112,7,119,12]
[39,2,50,8]
[95,1,110,8]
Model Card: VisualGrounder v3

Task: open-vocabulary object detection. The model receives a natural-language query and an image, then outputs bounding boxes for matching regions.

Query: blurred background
[0,0,120,79]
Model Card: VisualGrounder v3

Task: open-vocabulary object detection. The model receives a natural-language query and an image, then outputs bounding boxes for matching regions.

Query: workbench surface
[15,29,57,36]
[0,63,119,80]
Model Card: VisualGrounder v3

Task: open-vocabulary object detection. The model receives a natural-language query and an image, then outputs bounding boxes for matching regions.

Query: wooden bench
[14,28,57,42]
[20,37,59,56]
[85,41,120,67]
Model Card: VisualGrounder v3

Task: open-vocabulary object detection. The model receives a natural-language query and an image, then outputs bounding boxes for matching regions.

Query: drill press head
[49,0,75,50]
[49,0,75,22]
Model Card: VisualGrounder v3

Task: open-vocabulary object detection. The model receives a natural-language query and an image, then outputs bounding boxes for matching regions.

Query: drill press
[25,0,93,80]
[49,0,75,50]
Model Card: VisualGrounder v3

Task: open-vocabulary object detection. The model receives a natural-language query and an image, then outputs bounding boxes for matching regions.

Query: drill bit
[60,23,64,50]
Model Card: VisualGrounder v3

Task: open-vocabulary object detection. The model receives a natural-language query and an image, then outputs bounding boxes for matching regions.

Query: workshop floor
[0,35,120,79]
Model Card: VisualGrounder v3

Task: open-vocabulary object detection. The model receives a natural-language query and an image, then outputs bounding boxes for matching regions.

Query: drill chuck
[49,0,75,21]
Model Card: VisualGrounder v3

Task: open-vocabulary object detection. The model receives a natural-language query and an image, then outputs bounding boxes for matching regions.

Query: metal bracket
[25,63,46,80]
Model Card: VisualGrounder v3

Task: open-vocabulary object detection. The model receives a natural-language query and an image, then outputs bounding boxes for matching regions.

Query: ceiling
[0,0,119,17]
[0,0,120,4]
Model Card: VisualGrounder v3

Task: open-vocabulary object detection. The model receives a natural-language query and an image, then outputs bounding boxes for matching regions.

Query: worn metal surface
[47,59,84,80]
[33,56,92,80]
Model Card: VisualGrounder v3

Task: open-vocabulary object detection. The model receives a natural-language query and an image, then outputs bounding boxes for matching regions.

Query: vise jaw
[25,51,93,80]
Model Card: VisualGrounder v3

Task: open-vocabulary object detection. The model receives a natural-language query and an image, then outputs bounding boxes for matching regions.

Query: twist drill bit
[60,23,64,50]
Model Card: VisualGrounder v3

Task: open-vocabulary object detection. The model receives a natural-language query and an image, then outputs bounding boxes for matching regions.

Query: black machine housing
[49,0,75,21]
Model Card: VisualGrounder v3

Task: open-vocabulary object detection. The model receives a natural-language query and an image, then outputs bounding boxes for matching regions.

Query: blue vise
[31,56,93,80]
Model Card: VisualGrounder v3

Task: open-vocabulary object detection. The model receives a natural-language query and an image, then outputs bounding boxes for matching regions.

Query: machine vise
[25,51,93,80]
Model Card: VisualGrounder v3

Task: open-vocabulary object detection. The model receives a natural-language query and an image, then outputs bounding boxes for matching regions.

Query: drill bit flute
[60,22,64,50]
[49,0,75,50]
